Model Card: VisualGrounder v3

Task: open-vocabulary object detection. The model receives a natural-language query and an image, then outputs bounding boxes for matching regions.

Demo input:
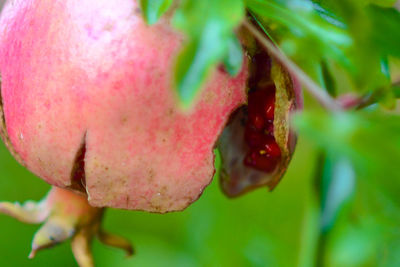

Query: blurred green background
[4,125,397,267]
[0,130,317,267]
[4,113,400,267]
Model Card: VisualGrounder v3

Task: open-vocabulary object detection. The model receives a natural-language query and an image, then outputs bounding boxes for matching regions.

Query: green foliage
[172,0,244,107]
[246,0,351,63]
[248,0,400,93]
[222,34,244,76]
[318,155,355,233]
[139,0,173,25]
[167,0,400,106]
[141,0,400,105]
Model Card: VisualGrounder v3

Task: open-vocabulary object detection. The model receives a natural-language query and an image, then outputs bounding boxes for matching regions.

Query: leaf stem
[243,20,342,112]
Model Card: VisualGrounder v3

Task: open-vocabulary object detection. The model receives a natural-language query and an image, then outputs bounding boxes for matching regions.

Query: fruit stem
[243,20,342,112]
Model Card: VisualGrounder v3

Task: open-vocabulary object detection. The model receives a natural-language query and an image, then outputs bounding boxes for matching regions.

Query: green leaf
[222,34,244,76]
[246,0,352,64]
[313,1,394,92]
[173,0,244,107]
[319,155,355,233]
[320,61,337,96]
[173,23,226,105]
[140,0,173,25]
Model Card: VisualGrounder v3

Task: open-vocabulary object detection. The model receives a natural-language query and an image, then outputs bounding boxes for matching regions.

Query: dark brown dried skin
[217,48,301,197]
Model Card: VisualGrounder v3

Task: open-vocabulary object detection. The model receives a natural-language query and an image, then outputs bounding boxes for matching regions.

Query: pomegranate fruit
[0,0,248,212]
[0,0,301,265]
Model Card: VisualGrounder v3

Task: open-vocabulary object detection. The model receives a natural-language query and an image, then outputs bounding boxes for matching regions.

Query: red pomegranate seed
[244,83,279,172]
[243,150,277,173]
[264,93,275,121]
[264,124,274,136]
[245,126,264,148]
[248,113,265,130]
[248,90,266,113]
[263,140,281,158]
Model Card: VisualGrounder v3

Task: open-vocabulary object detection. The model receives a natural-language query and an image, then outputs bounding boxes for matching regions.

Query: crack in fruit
[70,132,87,193]
[0,76,5,126]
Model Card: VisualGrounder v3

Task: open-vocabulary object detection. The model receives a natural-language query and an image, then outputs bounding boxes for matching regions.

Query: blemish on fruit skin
[44,100,51,110]
[112,80,124,91]
[204,90,217,103]
[120,116,128,124]
[84,20,115,40]
[147,168,155,183]
[84,24,97,40]
[103,22,115,32]
[166,108,174,117]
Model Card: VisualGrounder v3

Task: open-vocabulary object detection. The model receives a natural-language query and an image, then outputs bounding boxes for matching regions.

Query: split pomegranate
[218,45,302,197]
[0,0,302,265]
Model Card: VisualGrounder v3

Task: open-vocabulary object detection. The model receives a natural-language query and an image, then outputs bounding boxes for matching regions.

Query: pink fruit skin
[0,0,248,212]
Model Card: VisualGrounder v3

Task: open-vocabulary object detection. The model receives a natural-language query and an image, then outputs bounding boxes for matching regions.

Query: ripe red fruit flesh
[244,86,278,172]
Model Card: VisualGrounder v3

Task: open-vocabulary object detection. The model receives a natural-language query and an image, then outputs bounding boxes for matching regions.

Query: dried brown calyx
[0,187,133,267]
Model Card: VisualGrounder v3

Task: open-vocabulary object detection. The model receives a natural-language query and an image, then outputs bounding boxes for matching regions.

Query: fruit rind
[0,0,248,212]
